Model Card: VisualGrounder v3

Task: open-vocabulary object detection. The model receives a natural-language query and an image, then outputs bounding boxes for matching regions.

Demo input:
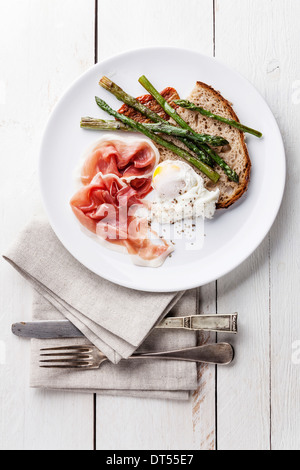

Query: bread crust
[193,82,251,209]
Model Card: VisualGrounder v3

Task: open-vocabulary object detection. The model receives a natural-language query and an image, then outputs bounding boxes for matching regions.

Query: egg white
[149,160,220,224]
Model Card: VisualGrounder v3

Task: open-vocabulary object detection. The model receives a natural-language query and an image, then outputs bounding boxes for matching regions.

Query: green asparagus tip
[175,99,263,139]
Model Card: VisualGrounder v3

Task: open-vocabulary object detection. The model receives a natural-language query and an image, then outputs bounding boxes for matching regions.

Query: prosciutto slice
[70,172,173,266]
[80,138,159,198]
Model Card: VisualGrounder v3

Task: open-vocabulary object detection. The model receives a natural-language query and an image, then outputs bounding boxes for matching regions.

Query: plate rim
[39,46,286,293]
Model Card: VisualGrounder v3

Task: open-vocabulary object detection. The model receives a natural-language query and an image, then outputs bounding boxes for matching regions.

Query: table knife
[12,314,238,339]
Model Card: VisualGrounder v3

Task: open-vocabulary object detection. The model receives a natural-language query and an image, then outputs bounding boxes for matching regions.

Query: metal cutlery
[12,313,238,339]
[39,342,235,370]
[157,313,237,333]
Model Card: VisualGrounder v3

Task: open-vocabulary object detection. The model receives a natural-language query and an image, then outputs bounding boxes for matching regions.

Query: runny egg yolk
[153,163,181,179]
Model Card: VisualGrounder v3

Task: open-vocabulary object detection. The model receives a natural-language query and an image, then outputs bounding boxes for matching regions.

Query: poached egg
[150,160,220,224]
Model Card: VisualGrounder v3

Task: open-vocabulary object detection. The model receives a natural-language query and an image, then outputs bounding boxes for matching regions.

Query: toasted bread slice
[177,82,251,208]
[118,83,251,209]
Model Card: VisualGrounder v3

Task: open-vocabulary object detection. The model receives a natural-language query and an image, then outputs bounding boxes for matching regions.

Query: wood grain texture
[215,0,300,450]
[97,0,214,61]
[95,0,217,451]
[216,243,270,450]
[0,0,95,450]
[215,0,272,450]
[262,0,300,451]
[192,285,217,451]
[1,0,299,451]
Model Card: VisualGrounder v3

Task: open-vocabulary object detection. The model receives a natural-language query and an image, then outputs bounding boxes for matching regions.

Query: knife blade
[12,320,84,339]
[12,314,238,339]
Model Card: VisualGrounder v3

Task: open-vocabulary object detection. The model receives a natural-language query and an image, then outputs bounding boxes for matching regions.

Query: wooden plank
[215,0,300,450]
[96,0,216,450]
[97,0,213,61]
[0,0,95,450]
[192,285,217,451]
[214,0,272,450]
[264,0,300,451]
[216,243,270,450]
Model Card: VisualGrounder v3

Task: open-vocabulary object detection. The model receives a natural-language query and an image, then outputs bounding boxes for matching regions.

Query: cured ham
[71,137,173,266]
[71,173,135,235]
[70,172,173,266]
[80,137,159,198]
[128,177,153,199]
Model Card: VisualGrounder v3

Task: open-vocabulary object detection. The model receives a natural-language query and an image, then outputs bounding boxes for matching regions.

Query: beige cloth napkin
[30,291,198,400]
[4,217,199,400]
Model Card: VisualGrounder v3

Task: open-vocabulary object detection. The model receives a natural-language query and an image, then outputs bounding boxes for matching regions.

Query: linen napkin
[4,216,199,399]
[30,290,198,400]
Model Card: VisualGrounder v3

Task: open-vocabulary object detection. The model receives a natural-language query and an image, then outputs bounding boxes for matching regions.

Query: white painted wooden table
[1,0,299,450]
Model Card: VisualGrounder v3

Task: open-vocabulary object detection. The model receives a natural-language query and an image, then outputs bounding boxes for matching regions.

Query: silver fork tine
[40,346,91,352]
[39,345,98,369]
[40,359,90,366]
[40,365,90,369]
[40,352,90,357]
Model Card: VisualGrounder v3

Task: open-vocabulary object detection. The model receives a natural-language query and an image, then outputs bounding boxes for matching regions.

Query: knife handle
[157,314,238,334]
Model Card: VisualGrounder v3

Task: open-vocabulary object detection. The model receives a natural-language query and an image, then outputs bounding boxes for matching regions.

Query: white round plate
[39,47,285,292]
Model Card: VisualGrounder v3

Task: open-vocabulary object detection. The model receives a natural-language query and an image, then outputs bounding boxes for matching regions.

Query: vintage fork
[40,343,234,370]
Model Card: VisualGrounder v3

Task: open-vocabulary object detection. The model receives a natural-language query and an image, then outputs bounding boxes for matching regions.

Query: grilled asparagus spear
[99,76,215,167]
[139,75,239,183]
[95,97,220,183]
[80,116,228,146]
[175,99,263,138]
